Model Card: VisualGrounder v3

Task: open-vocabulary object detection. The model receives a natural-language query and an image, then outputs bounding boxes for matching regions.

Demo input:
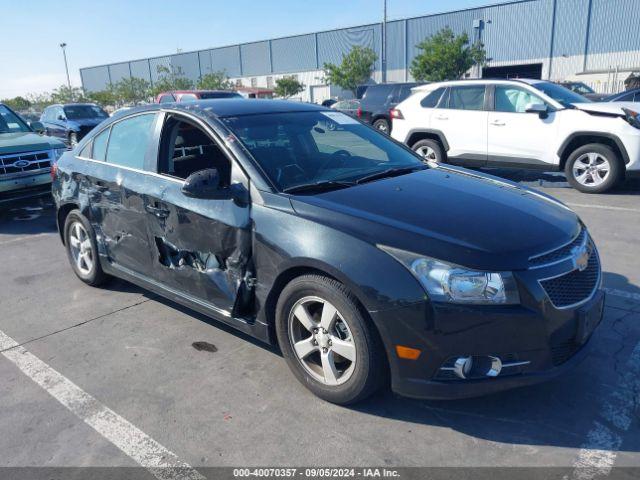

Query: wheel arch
[56,202,80,245]
[558,132,629,170]
[405,129,450,152]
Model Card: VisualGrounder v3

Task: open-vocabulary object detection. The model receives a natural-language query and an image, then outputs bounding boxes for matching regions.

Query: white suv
[390,79,640,193]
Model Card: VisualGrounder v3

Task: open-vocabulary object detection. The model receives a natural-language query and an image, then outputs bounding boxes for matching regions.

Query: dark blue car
[40,103,109,147]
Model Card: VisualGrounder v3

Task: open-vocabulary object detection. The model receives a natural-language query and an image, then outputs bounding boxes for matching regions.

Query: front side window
[105,113,156,169]
[0,105,31,133]
[495,86,545,113]
[445,86,486,111]
[63,105,108,120]
[222,111,424,192]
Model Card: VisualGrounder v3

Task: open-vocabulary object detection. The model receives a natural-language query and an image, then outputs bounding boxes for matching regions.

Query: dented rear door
[142,174,252,315]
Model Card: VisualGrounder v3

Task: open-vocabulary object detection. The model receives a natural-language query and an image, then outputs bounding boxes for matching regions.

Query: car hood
[0,131,66,155]
[571,101,637,115]
[290,167,579,271]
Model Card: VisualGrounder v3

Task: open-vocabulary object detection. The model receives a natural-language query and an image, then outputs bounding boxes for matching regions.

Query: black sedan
[52,99,604,404]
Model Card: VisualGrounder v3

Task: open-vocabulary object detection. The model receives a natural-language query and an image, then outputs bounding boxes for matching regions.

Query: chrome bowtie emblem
[572,244,590,272]
[13,160,30,168]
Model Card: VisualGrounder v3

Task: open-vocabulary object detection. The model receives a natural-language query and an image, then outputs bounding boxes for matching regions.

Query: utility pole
[60,43,71,90]
[381,0,387,83]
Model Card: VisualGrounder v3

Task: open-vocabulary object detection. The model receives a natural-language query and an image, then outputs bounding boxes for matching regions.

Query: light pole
[60,42,71,90]
[381,0,387,83]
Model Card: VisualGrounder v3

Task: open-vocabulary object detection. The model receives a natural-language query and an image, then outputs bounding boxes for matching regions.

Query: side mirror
[29,121,45,134]
[525,103,549,118]
[181,168,230,200]
[57,115,66,121]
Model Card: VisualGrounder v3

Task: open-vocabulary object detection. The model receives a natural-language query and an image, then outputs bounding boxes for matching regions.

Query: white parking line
[604,287,640,303]
[569,342,640,479]
[566,203,638,213]
[0,329,205,480]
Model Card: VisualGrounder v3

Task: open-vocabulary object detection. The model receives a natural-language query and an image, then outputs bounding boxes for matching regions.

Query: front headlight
[380,246,520,305]
[622,107,640,129]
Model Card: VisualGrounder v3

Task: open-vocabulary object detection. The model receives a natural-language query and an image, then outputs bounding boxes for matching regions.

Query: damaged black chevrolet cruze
[52,99,604,404]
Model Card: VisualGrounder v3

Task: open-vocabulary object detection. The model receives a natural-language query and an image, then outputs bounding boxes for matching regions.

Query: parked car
[0,103,66,200]
[331,99,360,118]
[53,99,603,404]
[391,78,640,193]
[358,82,424,134]
[156,90,242,103]
[40,103,109,147]
[558,81,608,101]
[321,99,337,108]
[603,88,640,103]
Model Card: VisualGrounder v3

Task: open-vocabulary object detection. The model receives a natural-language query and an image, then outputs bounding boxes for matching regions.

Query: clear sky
[0,0,512,98]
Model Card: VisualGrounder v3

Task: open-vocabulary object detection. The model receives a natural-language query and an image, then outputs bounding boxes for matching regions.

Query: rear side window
[363,85,394,103]
[445,86,486,111]
[420,87,446,108]
[159,94,175,103]
[92,129,110,161]
[105,114,156,170]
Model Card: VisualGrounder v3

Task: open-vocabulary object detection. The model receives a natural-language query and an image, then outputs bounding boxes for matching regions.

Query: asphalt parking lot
[0,172,639,479]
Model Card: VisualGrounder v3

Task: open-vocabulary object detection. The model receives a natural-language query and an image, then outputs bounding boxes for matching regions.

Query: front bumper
[0,172,51,194]
[371,289,605,400]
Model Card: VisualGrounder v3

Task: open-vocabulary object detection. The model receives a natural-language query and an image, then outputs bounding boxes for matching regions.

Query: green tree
[50,84,86,103]
[197,70,233,90]
[86,88,117,107]
[25,92,54,110]
[151,65,194,96]
[274,76,305,98]
[114,77,151,104]
[410,27,486,82]
[1,96,31,111]
[323,46,377,96]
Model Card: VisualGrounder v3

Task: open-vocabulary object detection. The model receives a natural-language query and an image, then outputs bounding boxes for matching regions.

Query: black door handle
[145,204,170,218]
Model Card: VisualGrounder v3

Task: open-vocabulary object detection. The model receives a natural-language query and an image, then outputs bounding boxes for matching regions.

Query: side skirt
[101,257,272,344]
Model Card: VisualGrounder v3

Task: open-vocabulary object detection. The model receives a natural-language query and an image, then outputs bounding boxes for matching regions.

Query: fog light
[452,355,502,379]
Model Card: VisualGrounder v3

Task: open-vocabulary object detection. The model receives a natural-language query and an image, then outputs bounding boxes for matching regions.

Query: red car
[155,90,242,103]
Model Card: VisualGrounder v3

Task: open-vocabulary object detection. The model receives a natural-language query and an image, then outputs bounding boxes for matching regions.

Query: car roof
[413,78,546,91]
[123,99,327,118]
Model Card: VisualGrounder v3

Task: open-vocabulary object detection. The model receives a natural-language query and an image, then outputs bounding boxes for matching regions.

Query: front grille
[539,248,600,308]
[0,150,52,176]
[530,228,587,267]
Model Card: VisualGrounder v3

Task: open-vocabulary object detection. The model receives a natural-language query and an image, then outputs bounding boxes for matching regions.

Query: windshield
[221,111,425,192]
[199,92,241,99]
[63,105,108,120]
[534,82,591,106]
[566,82,595,95]
[0,105,31,133]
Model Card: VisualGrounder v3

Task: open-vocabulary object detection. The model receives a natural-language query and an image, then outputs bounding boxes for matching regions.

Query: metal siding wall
[149,56,172,83]
[108,62,130,83]
[385,20,405,72]
[80,66,110,92]
[482,0,554,62]
[586,0,640,70]
[130,60,151,82]
[271,34,317,73]
[552,0,589,57]
[170,52,200,82]
[241,41,271,76]
[317,26,379,67]
[210,46,242,76]
[198,50,213,75]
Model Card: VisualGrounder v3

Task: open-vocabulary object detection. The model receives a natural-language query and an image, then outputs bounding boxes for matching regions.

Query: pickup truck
[1,103,66,201]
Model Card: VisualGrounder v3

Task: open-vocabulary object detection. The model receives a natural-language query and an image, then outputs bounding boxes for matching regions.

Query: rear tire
[412,139,445,163]
[64,210,109,286]
[275,275,386,405]
[373,118,390,134]
[565,143,623,193]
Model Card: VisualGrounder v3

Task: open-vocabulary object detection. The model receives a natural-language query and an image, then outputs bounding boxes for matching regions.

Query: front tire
[275,275,385,404]
[565,143,623,193]
[69,132,78,148]
[373,118,390,134]
[64,210,109,286]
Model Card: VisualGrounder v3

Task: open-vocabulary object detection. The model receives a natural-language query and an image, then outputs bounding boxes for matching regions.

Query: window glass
[420,87,446,108]
[92,128,110,161]
[533,81,590,105]
[64,105,108,120]
[363,84,394,103]
[222,111,424,192]
[159,95,175,103]
[445,86,485,110]
[78,141,92,158]
[0,105,31,133]
[179,94,198,102]
[495,86,545,113]
[105,114,156,169]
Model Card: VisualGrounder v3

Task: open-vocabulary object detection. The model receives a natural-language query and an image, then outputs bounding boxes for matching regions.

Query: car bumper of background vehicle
[370,290,604,400]
[0,173,51,194]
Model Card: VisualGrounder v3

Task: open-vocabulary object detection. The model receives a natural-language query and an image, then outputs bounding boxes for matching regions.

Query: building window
[251,77,257,88]
[266,76,274,88]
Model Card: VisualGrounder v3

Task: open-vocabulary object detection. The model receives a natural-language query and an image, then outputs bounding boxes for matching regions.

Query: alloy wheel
[68,222,94,275]
[415,145,437,161]
[288,296,357,386]
[573,152,611,187]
